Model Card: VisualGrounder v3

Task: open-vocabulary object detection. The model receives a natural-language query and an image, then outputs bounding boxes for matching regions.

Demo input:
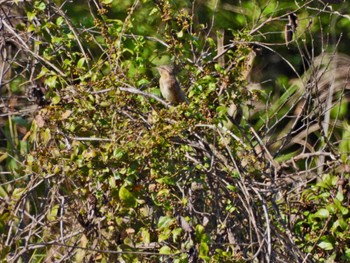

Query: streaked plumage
[157,65,187,104]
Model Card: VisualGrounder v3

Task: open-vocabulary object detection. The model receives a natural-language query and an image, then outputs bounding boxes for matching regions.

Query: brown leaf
[35,114,45,128]
[61,110,72,120]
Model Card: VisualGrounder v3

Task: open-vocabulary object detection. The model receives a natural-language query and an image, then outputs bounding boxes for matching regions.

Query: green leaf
[317,240,334,250]
[149,7,158,16]
[339,124,350,162]
[158,229,171,242]
[216,105,227,115]
[199,242,209,259]
[157,189,170,197]
[35,1,46,11]
[345,248,350,259]
[67,32,75,40]
[159,245,172,254]
[313,208,329,219]
[177,30,184,38]
[208,82,216,92]
[227,184,236,191]
[206,37,215,47]
[137,78,149,87]
[141,228,150,244]
[36,67,49,78]
[119,186,136,207]
[41,128,51,144]
[334,198,349,215]
[77,58,86,69]
[113,148,125,160]
[56,17,64,26]
[332,218,348,232]
[52,36,63,44]
[214,63,222,72]
[45,75,57,88]
[27,11,36,22]
[156,176,175,185]
[12,188,25,200]
[336,191,344,202]
[196,224,205,236]
[47,204,59,221]
[51,94,61,105]
[172,228,182,242]
[196,224,210,243]
[326,204,336,214]
[157,216,175,229]
[338,218,348,230]
[27,24,37,33]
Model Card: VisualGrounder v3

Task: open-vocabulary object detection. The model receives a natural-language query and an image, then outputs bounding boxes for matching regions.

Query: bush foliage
[0,0,349,262]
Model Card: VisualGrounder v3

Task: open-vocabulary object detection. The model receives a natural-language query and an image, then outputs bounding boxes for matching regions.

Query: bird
[157,65,187,104]
[285,13,298,47]
[288,12,298,33]
[285,24,293,47]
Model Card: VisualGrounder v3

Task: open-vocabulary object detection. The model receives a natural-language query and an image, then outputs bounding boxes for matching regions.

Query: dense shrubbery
[1,0,349,262]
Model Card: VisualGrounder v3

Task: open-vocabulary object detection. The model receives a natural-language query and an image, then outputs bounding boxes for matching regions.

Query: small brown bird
[157,65,187,104]
[285,24,293,47]
[285,13,298,47]
[288,13,298,33]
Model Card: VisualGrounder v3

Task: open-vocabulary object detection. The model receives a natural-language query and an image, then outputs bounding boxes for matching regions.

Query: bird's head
[157,65,176,76]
